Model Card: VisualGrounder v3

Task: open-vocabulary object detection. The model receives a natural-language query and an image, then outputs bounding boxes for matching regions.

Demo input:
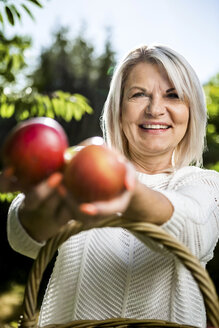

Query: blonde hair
[101,44,207,168]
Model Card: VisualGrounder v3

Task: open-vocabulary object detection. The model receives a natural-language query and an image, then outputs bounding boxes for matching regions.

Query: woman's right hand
[10,172,77,242]
[0,169,78,242]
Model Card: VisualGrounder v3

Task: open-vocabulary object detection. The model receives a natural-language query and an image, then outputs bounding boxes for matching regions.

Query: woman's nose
[145,97,165,117]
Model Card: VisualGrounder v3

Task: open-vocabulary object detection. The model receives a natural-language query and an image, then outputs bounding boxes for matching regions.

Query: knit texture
[7,166,219,328]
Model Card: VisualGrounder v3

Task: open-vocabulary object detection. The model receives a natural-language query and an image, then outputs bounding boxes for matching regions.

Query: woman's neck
[129,150,173,175]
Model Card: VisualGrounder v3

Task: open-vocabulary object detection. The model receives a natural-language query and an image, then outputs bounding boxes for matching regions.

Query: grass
[0,283,24,326]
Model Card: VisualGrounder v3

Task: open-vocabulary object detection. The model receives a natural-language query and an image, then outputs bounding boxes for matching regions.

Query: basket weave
[19,217,219,328]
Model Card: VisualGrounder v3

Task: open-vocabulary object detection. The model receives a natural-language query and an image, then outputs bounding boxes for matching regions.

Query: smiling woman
[4,44,219,328]
[102,45,207,170]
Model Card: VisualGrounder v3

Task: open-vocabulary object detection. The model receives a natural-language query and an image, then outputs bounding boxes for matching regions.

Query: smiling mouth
[139,124,171,130]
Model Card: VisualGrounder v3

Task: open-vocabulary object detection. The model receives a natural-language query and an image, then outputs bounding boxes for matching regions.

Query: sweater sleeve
[7,193,45,259]
[159,169,219,263]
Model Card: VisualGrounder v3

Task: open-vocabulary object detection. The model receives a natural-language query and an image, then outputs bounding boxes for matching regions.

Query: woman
[4,44,219,327]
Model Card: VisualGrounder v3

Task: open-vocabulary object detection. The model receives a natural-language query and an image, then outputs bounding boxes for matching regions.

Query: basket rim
[20,217,219,328]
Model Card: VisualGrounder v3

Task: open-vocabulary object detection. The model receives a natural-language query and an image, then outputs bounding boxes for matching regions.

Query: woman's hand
[17,172,77,242]
[67,136,137,227]
[0,165,79,241]
[79,161,136,214]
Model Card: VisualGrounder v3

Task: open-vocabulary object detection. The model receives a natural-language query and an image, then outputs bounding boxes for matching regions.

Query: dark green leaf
[5,6,14,25]
[5,71,15,82]
[6,56,13,71]
[10,5,21,21]
[25,0,43,8]
[21,4,35,20]
[0,12,4,25]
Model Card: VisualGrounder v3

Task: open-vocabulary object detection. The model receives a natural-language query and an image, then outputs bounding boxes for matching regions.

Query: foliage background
[0,0,218,324]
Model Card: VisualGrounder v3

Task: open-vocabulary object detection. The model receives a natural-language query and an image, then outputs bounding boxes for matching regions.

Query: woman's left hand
[76,160,136,228]
[65,136,136,228]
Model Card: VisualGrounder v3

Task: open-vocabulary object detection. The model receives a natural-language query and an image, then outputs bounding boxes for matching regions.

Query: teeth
[141,124,169,129]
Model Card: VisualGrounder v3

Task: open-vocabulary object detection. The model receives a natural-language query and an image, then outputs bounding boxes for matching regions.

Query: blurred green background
[0,0,218,324]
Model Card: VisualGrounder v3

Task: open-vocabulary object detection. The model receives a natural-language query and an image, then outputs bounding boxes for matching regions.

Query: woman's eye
[167,93,179,99]
[132,92,145,98]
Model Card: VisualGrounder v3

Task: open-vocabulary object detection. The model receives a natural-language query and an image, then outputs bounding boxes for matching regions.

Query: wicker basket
[18,217,219,328]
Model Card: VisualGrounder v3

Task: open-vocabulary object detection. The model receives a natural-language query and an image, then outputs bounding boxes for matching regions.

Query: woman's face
[120,62,189,163]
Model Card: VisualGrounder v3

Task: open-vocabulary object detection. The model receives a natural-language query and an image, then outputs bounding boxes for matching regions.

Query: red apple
[63,144,126,202]
[2,117,68,186]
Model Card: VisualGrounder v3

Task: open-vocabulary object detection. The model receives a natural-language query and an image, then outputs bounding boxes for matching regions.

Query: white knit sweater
[7,166,219,327]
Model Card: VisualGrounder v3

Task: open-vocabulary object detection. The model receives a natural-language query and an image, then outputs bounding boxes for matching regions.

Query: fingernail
[47,172,63,188]
[79,203,98,215]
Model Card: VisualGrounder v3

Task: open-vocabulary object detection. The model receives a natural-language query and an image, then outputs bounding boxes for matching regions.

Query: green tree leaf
[25,0,43,8]
[0,12,4,26]
[10,4,22,22]
[5,6,14,25]
[0,191,19,202]
[203,75,219,168]
[21,4,35,20]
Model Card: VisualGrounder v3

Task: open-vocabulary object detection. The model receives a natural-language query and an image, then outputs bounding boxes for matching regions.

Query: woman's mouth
[138,123,171,134]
